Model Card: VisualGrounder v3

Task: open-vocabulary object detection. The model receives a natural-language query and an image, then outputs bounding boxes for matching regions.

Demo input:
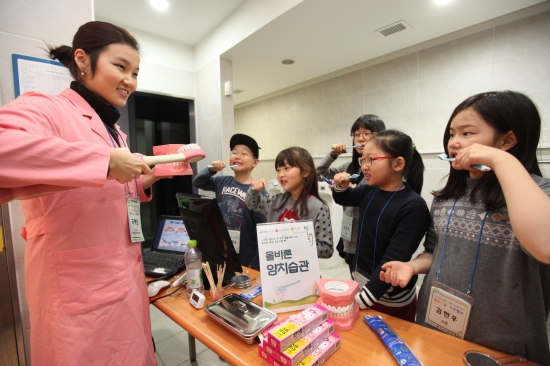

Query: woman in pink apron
[0,21,160,365]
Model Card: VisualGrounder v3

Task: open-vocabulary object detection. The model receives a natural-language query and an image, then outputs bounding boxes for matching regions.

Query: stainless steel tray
[204,293,277,344]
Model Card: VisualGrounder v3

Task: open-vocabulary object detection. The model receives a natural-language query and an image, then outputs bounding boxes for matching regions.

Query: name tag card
[257,220,320,313]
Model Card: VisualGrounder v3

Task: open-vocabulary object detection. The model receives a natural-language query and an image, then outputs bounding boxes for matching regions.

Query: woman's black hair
[369,129,425,195]
[347,115,386,176]
[47,21,139,81]
[433,90,542,210]
[274,147,326,216]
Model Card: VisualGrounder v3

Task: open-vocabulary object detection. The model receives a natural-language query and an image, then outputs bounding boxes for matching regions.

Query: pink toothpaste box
[268,304,328,351]
[264,342,280,361]
[295,333,341,366]
[259,344,271,362]
[279,319,334,366]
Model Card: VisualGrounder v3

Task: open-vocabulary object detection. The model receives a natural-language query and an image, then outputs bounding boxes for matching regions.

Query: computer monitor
[175,192,243,286]
[153,216,190,254]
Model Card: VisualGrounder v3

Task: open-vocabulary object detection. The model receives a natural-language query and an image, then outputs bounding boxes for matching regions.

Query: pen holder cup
[210,288,224,301]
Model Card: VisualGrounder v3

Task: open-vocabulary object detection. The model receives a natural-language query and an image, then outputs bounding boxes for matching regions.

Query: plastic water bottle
[185,239,204,297]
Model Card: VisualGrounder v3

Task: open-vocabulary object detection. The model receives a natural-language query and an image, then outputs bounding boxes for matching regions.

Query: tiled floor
[151,260,351,366]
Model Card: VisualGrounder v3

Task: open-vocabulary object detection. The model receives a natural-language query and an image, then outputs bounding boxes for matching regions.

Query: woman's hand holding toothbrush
[108,148,151,183]
[208,160,226,172]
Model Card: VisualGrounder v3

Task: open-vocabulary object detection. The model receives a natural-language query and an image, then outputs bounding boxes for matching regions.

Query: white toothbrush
[207,164,238,169]
[252,182,279,191]
[344,174,360,180]
[438,153,491,171]
[331,144,362,152]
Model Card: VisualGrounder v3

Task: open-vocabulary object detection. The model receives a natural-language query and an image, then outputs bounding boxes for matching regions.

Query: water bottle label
[187,268,203,289]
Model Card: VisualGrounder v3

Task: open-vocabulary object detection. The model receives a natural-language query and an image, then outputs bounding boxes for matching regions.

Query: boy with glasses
[193,134,266,269]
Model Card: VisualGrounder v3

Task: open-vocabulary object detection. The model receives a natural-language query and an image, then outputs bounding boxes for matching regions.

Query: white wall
[235,11,550,278]
[0,1,93,362]
[236,10,550,207]
[119,26,196,99]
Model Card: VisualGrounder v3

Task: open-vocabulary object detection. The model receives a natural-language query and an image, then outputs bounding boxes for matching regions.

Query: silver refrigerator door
[0,205,26,365]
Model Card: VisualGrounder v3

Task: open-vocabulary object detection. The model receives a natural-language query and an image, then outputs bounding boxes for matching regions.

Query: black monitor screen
[175,192,242,279]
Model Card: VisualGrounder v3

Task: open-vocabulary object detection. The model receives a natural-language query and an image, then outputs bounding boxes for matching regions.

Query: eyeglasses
[231,150,252,158]
[351,132,373,140]
[358,156,395,167]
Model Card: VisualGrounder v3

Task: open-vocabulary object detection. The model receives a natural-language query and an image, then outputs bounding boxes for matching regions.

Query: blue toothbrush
[344,174,360,180]
[331,144,362,152]
[252,182,279,191]
[320,175,333,184]
[438,153,491,171]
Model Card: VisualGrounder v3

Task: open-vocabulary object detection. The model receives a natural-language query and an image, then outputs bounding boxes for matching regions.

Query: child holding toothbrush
[246,146,334,259]
[332,130,431,322]
[193,133,266,269]
[379,91,550,364]
[316,114,386,273]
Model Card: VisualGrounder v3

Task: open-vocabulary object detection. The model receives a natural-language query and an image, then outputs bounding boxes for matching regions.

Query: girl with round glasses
[316,115,386,274]
[332,129,430,322]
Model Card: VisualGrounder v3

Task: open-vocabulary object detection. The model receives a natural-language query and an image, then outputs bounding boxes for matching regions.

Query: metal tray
[204,293,277,344]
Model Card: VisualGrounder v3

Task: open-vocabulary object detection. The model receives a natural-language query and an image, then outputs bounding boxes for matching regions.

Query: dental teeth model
[316,278,360,331]
[150,143,206,176]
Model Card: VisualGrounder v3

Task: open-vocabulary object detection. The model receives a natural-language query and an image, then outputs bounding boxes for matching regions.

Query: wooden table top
[150,269,539,366]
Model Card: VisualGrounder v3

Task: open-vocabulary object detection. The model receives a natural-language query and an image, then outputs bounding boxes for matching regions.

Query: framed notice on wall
[12,54,73,98]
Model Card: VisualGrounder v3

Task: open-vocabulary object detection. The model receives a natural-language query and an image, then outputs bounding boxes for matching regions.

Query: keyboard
[143,252,185,269]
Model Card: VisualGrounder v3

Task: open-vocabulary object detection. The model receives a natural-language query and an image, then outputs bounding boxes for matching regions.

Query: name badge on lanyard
[126,196,145,242]
[426,201,488,339]
[228,229,241,254]
[426,282,473,339]
[103,123,144,243]
[341,207,354,242]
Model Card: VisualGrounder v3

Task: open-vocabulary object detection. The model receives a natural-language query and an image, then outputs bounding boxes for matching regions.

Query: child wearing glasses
[380,91,550,364]
[193,133,267,269]
[332,130,430,322]
[316,115,386,273]
[246,146,334,259]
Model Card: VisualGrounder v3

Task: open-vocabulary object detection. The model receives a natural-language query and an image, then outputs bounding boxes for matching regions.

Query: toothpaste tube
[268,304,329,351]
[240,285,262,300]
[279,320,334,366]
[363,316,422,366]
[296,333,341,366]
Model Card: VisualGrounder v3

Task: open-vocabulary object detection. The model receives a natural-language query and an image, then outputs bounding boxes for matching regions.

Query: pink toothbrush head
[176,143,206,163]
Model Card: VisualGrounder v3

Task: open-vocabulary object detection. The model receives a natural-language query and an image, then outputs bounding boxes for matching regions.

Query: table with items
[149,267,538,366]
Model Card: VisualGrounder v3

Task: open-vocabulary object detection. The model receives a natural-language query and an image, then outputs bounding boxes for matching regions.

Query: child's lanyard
[435,200,489,297]
[103,123,144,242]
[425,199,488,339]
[354,183,403,280]
[222,182,247,254]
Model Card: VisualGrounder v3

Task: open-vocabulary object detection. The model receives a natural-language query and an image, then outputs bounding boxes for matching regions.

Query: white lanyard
[104,124,144,242]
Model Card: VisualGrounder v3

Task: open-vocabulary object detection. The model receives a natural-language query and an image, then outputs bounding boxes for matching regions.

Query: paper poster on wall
[12,54,73,98]
[257,220,320,313]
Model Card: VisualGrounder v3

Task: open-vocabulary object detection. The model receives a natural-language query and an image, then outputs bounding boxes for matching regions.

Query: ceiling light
[281,59,294,65]
[433,0,453,4]
[150,0,169,11]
